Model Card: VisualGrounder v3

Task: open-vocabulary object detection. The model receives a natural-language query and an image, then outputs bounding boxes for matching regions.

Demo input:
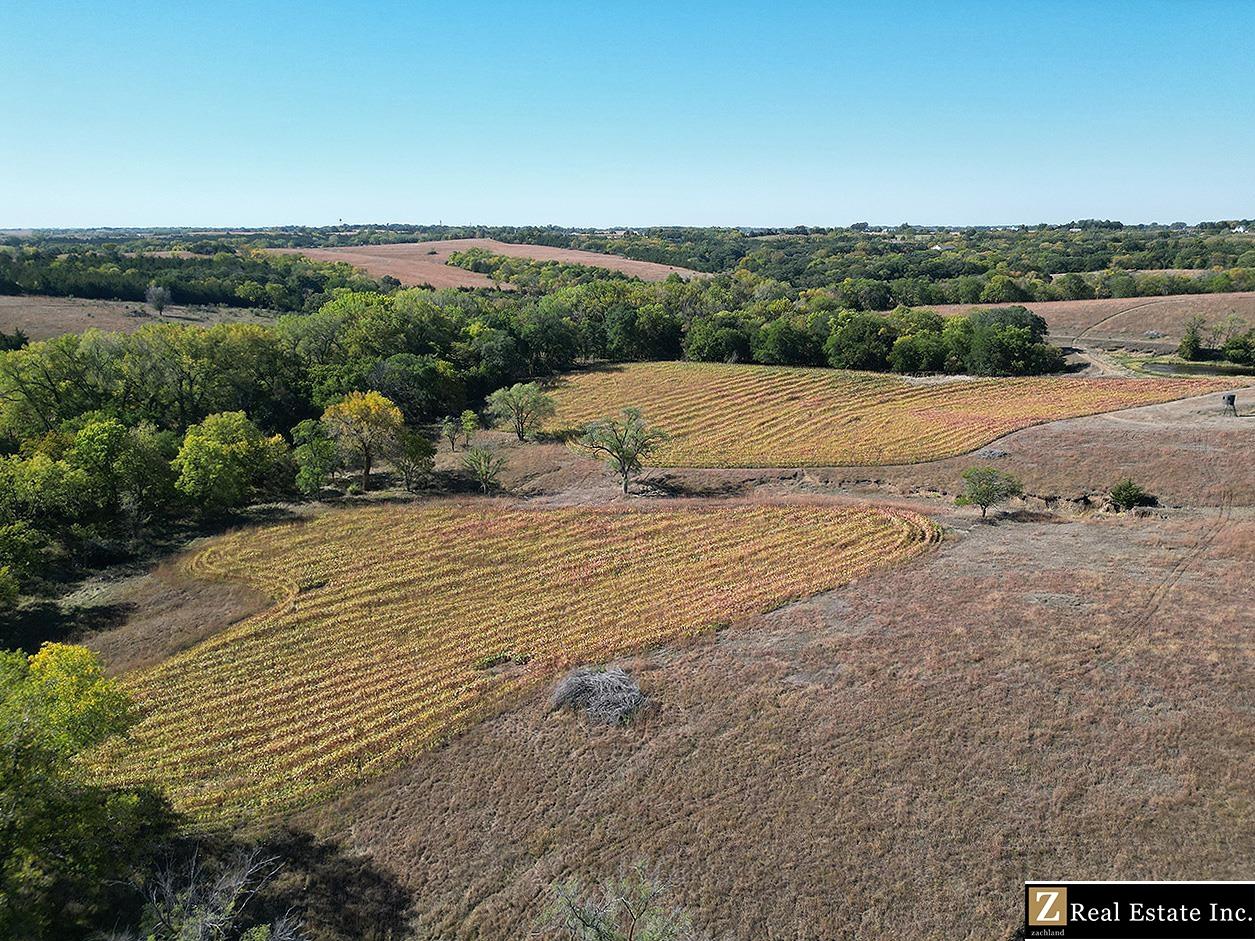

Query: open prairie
[98,500,935,821]
[935,290,1255,346]
[271,239,700,288]
[302,505,1254,941]
[0,294,273,340]
[546,361,1236,467]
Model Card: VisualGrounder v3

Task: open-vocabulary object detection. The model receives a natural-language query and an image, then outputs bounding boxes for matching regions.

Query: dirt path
[1075,298,1168,341]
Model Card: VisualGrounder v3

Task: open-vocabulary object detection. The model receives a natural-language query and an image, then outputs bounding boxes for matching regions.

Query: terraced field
[97,499,936,821]
[546,362,1237,467]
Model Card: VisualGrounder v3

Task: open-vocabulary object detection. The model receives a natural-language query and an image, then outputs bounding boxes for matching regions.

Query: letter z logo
[1029,887,1068,926]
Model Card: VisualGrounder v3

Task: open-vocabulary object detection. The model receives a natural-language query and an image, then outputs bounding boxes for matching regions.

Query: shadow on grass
[0,600,137,654]
[150,826,414,941]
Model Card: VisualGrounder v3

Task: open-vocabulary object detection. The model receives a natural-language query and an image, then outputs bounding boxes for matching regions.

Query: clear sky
[2,0,1252,228]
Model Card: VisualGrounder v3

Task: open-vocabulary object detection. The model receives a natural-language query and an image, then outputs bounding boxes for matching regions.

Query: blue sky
[2,0,1252,228]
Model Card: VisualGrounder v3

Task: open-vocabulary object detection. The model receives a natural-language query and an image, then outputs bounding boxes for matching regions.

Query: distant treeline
[10,222,1254,310]
[446,247,636,290]
[0,245,394,311]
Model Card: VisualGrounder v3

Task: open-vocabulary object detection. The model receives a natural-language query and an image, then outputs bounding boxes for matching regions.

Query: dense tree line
[446,247,638,292]
[0,245,394,311]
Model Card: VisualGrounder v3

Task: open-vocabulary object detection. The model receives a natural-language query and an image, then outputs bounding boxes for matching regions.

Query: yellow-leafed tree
[322,391,403,492]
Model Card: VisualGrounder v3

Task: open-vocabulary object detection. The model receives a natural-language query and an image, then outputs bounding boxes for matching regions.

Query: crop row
[546,362,1237,466]
[95,500,936,822]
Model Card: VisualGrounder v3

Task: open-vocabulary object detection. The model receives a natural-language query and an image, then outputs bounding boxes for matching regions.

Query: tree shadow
[0,599,136,653]
[161,826,414,941]
[252,828,415,941]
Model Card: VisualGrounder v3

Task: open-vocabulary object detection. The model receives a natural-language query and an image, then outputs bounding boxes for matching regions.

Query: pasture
[271,238,699,288]
[546,361,1235,467]
[935,290,1255,346]
[98,500,935,821]
[0,294,272,340]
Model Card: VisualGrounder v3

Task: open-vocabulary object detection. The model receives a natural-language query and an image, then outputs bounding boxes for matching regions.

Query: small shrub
[1110,478,1156,511]
[345,482,363,496]
[550,666,648,725]
[474,650,532,670]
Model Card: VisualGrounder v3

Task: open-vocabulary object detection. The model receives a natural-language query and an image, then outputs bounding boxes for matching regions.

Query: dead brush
[550,666,648,725]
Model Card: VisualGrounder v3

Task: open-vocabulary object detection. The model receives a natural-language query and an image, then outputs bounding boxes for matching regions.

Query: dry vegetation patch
[98,499,935,821]
[547,362,1234,467]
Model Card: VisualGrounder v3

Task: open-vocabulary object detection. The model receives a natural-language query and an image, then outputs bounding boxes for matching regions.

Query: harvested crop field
[546,362,1235,467]
[98,499,935,820]
[935,290,1255,346]
[308,507,1254,941]
[0,294,273,340]
[644,390,1255,508]
[271,239,699,288]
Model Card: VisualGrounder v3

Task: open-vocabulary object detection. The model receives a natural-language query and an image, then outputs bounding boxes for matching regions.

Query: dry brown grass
[934,291,1255,345]
[271,239,699,288]
[0,295,272,340]
[303,507,1254,941]
[81,563,270,675]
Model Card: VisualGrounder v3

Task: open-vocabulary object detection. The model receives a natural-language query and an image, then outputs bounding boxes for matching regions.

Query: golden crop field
[546,362,1237,467]
[97,499,937,822]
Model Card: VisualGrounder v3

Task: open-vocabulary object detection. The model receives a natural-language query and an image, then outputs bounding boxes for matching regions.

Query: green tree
[321,391,403,492]
[955,466,1024,518]
[825,311,898,371]
[390,427,436,493]
[0,644,173,939]
[1178,315,1205,360]
[682,315,751,363]
[577,408,669,495]
[751,317,822,366]
[0,568,17,609]
[291,419,338,497]
[1110,478,1155,511]
[459,409,479,448]
[486,382,555,441]
[173,411,289,514]
[461,446,506,493]
[367,353,464,425]
[0,522,46,607]
[441,416,459,452]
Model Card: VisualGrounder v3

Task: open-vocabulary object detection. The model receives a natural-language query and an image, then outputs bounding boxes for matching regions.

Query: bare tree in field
[122,848,307,941]
[577,408,669,495]
[537,862,701,941]
[146,284,172,314]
